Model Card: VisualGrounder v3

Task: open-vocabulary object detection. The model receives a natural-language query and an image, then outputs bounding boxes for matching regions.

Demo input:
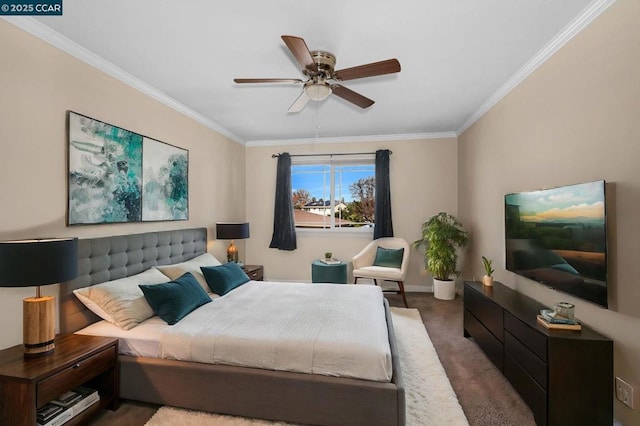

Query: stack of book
[537,309,581,331]
[37,386,100,426]
[320,258,341,265]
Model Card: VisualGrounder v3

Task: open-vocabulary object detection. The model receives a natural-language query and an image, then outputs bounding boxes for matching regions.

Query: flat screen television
[505,180,608,308]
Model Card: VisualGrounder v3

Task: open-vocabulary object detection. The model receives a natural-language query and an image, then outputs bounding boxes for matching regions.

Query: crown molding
[2,16,244,144]
[456,0,617,136]
[245,131,457,147]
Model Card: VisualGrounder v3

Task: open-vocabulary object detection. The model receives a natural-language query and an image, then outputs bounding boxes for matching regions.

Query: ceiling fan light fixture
[304,82,332,101]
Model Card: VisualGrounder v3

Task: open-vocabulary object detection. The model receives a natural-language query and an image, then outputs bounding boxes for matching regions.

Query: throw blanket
[159,281,392,382]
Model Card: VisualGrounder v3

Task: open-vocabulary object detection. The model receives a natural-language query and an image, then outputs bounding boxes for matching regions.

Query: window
[291,160,375,229]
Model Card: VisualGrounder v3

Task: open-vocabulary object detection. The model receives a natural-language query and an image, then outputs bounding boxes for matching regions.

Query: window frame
[291,156,375,234]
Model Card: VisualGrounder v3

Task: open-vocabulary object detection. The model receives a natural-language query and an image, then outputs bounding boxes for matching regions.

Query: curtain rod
[271,151,391,158]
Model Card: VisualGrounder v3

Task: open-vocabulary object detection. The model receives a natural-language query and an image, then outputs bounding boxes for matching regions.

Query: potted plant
[324,252,333,260]
[481,256,494,287]
[413,212,470,300]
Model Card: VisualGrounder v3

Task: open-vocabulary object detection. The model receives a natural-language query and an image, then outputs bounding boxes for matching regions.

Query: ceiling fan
[234,35,401,113]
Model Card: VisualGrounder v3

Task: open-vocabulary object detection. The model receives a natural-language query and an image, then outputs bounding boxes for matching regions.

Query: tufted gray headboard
[59,228,207,334]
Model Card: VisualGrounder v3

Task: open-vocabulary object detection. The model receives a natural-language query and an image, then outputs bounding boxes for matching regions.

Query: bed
[59,228,406,426]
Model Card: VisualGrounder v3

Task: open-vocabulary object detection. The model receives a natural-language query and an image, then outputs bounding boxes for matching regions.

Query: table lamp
[0,237,78,356]
[216,222,250,263]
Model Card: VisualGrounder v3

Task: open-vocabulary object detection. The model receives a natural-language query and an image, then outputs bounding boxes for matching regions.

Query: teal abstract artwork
[142,137,189,221]
[68,112,142,224]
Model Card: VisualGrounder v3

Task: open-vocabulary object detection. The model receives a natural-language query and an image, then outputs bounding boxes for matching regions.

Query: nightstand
[0,334,119,426]
[311,260,348,284]
[244,265,264,281]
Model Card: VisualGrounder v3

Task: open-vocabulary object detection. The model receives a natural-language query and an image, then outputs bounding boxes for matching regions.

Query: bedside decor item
[481,256,495,287]
[0,237,78,356]
[216,222,250,263]
[324,252,332,260]
[413,212,469,300]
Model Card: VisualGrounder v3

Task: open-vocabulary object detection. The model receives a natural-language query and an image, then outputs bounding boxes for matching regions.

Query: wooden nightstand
[244,265,264,281]
[0,334,119,426]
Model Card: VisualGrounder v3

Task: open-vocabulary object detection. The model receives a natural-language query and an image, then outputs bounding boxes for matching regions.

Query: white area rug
[145,307,468,426]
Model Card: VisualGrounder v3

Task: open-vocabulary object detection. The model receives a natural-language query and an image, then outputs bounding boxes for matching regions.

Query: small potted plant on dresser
[481,256,494,286]
[413,212,470,300]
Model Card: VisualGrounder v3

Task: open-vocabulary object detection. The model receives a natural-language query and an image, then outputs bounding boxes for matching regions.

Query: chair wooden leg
[398,281,408,308]
[354,277,359,284]
[373,279,378,287]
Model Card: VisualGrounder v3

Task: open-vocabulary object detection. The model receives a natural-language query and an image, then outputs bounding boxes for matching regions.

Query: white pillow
[154,253,222,293]
[73,268,170,330]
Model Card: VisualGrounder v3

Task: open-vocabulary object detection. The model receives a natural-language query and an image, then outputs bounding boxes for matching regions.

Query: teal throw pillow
[373,247,404,268]
[139,272,211,325]
[201,262,251,296]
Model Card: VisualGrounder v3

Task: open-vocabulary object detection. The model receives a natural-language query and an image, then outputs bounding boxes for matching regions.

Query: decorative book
[537,315,582,331]
[51,389,83,408]
[320,258,341,265]
[540,309,578,325]
[36,402,64,424]
[39,386,100,426]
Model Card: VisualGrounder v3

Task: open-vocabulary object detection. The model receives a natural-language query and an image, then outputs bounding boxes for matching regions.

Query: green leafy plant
[413,212,470,280]
[482,256,495,277]
[324,252,332,259]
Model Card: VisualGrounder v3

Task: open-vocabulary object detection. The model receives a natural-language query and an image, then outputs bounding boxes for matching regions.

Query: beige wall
[458,1,640,424]
[245,138,458,288]
[0,20,246,349]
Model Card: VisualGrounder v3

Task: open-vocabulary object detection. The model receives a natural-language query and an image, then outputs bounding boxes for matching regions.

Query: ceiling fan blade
[288,91,310,113]
[234,78,303,84]
[334,59,401,81]
[331,85,374,108]
[281,35,318,73]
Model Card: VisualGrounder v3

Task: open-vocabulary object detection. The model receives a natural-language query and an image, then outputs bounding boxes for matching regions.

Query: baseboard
[405,285,432,293]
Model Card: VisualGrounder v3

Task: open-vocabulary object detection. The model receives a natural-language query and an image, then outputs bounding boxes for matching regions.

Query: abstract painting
[68,112,143,224]
[142,137,189,221]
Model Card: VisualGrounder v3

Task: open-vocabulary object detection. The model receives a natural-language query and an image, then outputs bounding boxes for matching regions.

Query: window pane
[292,162,375,229]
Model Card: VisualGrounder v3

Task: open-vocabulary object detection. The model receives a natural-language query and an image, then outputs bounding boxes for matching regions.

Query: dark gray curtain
[269,153,297,250]
[374,149,393,239]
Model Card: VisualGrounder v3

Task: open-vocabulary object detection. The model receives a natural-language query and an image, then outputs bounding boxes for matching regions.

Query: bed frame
[59,228,405,426]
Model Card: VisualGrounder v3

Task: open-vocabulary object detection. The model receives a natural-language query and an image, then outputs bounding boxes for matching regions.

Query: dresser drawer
[37,345,116,407]
[505,331,547,390]
[464,309,503,370]
[505,353,547,426]
[505,312,547,362]
[464,286,503,342]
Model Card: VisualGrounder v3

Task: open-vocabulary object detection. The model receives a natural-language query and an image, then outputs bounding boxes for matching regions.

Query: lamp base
[23,296,55,356]
[227,241,239,263]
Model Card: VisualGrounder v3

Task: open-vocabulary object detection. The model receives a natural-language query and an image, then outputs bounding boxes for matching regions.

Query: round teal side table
[311,260,348,284]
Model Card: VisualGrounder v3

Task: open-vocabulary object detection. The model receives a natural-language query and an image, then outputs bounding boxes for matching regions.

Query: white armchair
[352,237,410,307]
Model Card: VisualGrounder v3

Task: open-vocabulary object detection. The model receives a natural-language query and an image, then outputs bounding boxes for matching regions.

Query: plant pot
[433,278,456,300]
[482,275,494,287]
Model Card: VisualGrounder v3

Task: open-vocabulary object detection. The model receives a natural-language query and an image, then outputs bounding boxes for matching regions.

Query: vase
[482,275,494,287]
[433,278,456,300]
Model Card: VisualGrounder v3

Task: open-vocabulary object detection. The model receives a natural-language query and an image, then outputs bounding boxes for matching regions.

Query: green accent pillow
[139,272,211,325]
[373,247,404,268]
[201,262,251,296]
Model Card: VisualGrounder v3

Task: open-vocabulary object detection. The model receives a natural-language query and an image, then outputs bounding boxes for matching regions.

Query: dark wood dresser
[463,281,612,426]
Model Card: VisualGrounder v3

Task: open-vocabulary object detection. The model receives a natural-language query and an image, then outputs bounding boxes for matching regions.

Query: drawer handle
[72,363,81,369]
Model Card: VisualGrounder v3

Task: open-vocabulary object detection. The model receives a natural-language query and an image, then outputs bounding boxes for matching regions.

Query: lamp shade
[0,238,78,287]
[216,223,250,240]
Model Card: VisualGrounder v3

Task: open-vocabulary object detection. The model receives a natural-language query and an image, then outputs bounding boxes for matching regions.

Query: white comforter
[159,281,393,382]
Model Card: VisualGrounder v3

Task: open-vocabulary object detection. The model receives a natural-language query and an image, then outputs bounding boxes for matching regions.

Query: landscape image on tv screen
[505,180,607,308]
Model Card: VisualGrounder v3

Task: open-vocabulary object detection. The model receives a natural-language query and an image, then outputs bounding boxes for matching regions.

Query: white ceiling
[15,0,610,144]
